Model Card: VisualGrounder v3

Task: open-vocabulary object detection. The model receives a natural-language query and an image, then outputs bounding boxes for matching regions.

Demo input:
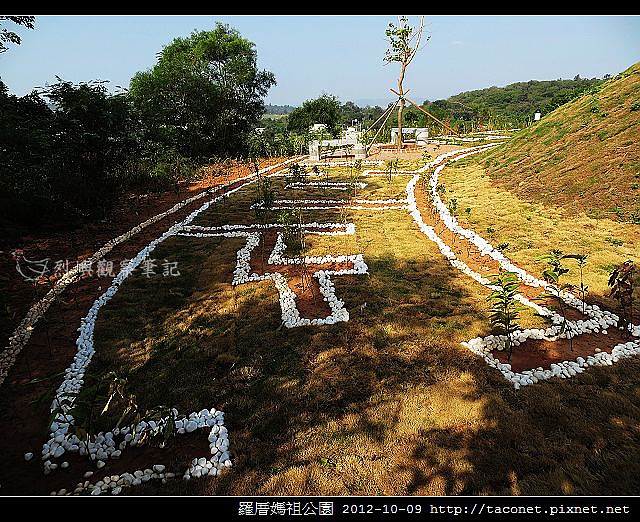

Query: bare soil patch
[413,160,631,373]
[0,158,291,495]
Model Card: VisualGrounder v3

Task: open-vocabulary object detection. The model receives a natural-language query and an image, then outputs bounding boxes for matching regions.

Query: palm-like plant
[487,270,526,361]
[564,254,589,314]
[538,250,575,351]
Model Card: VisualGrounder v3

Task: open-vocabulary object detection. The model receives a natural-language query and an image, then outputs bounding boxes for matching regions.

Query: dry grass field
[2,66,639,498]
[84,157,640,496]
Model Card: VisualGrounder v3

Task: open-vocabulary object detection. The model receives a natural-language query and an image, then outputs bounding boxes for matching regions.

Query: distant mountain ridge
[266,75,609,128]
[264,104,296,115]
[438,75,608,126]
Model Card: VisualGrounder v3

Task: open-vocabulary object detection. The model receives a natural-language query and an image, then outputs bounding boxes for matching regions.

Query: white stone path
[12,147,640,496]
[402,145,640,388]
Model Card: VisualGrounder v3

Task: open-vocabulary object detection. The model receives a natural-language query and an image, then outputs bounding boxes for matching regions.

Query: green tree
[539,250,576,351]
[129,24,276,160]
[0,16,35,53]
[0,79,142,226]
[340,101,364,127]
[287,94,343,137]
[565,254,589,314]
[384,15,426,149]
[487,271,526,361]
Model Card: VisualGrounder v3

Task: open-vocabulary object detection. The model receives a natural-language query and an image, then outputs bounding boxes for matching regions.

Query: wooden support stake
[401,95,460,137]
[366,98,400,153]
[389,88,411,98]
[363,99,398,136]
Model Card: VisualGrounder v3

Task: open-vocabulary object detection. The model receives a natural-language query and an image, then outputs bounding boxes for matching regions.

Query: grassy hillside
[481,62,640,221]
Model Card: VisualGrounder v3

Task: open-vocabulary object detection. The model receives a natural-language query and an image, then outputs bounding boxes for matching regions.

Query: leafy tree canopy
[287,94,343,137]
[0,16,35,53]
[129,23,275,159]
[0,78,142,226]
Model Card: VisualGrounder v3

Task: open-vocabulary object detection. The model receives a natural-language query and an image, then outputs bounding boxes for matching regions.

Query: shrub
[487,270,526,361]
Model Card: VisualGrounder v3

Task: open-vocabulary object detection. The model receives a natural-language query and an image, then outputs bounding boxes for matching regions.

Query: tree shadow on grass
[66,235,640,497]
[393,355,640,496]
[205,249,640,496]
[118,248,504,495]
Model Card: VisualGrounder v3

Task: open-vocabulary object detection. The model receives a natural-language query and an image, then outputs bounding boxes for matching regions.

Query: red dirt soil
[0,157,294,495]
[248,229,355,320]
[499,333,620,373]
[413,156,631,373]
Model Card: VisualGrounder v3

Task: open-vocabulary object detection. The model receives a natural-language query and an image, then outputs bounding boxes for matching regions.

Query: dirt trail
[0,158,294,495]
[413,155,630,373]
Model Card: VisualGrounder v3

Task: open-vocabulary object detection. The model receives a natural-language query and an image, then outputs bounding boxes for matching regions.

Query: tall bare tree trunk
[385,16,425,150]
[397,63,406,151]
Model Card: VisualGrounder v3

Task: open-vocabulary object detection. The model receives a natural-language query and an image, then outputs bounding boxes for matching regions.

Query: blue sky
[1,15,639,106]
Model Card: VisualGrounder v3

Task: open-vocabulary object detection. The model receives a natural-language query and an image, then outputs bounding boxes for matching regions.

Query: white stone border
[285,181,367,191]
[299,160,384,167]
[176,222,368,328]
[181,222,356,236]
[43,179,264,495]
[405,145,640,388]
[268,204,408,211]
[251,198,408,210]
[0,157,303,389]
